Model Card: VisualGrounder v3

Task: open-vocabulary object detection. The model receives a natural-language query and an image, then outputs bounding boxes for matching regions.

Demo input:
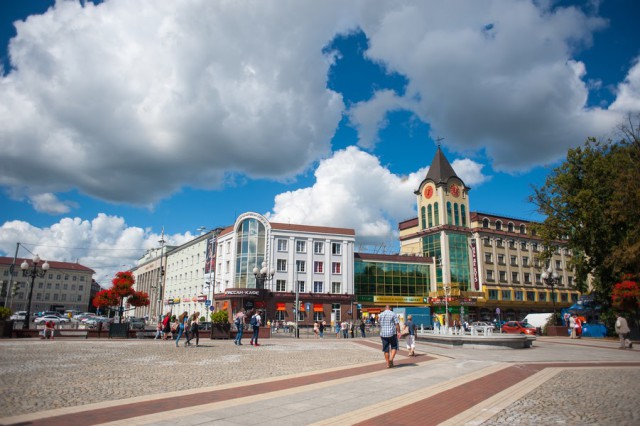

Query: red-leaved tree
[93,271,149,322]
[611,275,640,331]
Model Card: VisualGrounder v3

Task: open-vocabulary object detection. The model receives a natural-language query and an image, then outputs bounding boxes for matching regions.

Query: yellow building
[398,146,579,323]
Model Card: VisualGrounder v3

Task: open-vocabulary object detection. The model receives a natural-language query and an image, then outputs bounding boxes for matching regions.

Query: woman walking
[185,312,201,347]
[161,312,171,340]
[175,311,188,347]
[405,314,417,356]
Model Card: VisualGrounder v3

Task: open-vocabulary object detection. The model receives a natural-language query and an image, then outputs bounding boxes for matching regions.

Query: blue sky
[0,0,639,285]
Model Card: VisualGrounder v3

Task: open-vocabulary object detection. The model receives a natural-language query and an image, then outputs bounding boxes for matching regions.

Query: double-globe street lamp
[253,262,275,335]
[541,266,559,326]
[443,284,452,328]
[20,254,50,330]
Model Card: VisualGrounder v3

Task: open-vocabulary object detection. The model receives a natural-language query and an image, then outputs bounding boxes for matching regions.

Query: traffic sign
[205,300,211,306]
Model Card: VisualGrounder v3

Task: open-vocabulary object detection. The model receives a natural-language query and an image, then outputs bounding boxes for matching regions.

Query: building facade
[212,212,356,326]
[398,147,579,323]
[1,257,95,314]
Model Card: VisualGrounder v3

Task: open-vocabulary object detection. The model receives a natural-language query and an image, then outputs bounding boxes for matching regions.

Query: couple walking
[175,311,201,347]
[234,308,262,346]
[378,305,417,368]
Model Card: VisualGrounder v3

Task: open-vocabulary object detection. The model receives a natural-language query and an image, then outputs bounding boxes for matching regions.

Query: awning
[222,301,228,310]
[276,303,286,311]
[366,308,381,314]
[313,303,323,312]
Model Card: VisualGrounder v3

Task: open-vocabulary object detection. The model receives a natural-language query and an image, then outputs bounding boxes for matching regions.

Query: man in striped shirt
[378,305,400,368]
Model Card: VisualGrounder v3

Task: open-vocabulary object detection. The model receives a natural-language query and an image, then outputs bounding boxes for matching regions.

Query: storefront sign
[471,239,479,290]
[224,289,261,297]
[373,296,425,304]
[197,295,208,302]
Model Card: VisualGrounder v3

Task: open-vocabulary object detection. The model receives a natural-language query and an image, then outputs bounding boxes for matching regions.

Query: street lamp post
[443,284,451,328]
[156,234,165,321]
[253,261,275,328]
[541,266,559,326]
[20,254,50,330]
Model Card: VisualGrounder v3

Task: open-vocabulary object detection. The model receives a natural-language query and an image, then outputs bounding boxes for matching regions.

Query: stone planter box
[210,323,231,339]
[546,325,569,337]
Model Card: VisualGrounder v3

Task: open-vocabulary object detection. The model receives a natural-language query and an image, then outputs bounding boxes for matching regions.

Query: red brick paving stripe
[356,361,640,426]
[22,348,435,426]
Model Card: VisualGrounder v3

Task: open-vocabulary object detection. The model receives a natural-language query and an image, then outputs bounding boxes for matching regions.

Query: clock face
[450,184,460,197]
[424,185,434,199]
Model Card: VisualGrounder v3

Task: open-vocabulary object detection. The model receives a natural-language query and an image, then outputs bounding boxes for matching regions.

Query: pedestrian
[175,311,188,347]
[313,321,319,338]
[615,314,632,349]
[162,312,171,340]
[405,314,417,356]
[575,315,582,338]
[249,310,262,346]
[350,321,355,338]
[359,319,366,338]
[154,320,163,339]
[335,321,341,338]
[378,305,401,368]
[185,311,200,347]
[234,308,246,345]
[341,320,348,339]
[319,320,325,338]
[43,319,56,340]
[569,314,577,339]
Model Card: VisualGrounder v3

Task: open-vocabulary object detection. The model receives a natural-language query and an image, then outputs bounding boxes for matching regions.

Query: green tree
[529,116,640,310]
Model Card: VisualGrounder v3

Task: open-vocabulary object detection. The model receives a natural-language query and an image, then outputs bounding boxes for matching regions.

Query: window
[332,282,341,293]
[454,203,460,226]
[61,294,67,301]
[509,240,516,249]
[79,285,83,291]
[497,254,505,265]
[428,205,433,227]
[501,290,511,300]
[53,294,59,301]
[56,274,61,280]
[511,272,519,283]
[496,239,503,248]
[332,303,341,321]
[571,293,578,303]
[332,262,341,274]
[63,283,68,290]
[539,292,547,301]
[532,242,538,252]
[486,270,494,281]
[489,290,498,300]
[332,243,342,255]
[520,241,527,250]
[524,273,531,284]
[277,259,287,272]
[520,224,526,234]
[297,281,305,293]
[510,255,517,266]
[276,279,286,292]
[45,293,50,300]
[38,283,43,289]
[522,256,529,267]
[277,239,288,252]
[526,291,535,301]
[313,281,323,292]
[447,202,453,224]
[535,274,541,284]
[499,271,507,282]
[64,274,69,280]
[483,237,491,246]
[313,311,323,321]
[421,206,427,230]
[80,276,85,282]
[72,276,77,281]
[275,311,285,321]
[495,220,502,231]
[71,284,76,291]
[561,293,569,302]
[55,283,60,290]
[77,295,82,301]
[567,276,573,287]
[296,240,306,253]
[485,253,493,263]
[555,260,562,270]
[482,218,489,228]
[36,293,42,300]
[314,242,324,254]
[314,261,324,273]
[296,260,306,273]
[508,223,514,233]
[515,291,524,301]
[297,311,305,321]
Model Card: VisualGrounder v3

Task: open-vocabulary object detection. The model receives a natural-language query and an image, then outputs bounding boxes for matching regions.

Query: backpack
[250,315,258,326]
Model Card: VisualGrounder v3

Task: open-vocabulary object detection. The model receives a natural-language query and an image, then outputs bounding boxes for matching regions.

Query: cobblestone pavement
[480,368,640,426]
[0,338,381,417]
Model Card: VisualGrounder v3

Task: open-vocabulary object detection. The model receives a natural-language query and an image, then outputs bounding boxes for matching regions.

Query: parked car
[84,316,113,327]
[501,321,537,335]
[127,317,147,330]
[10,311,27,321]
[34,315,70,324]
[470,321,493,333]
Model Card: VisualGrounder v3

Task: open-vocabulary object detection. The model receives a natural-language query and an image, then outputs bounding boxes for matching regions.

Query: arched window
[234,217,267,288]
[447,202,453,225]
[461,205,467,227]
[520,224,526,234]
[454,203,460,226]
[482,218,489,228]
[434,202,440,226]
[508,222,514,233]
[421,206,426,230]
[496,220,502,231]
[428,205,433,228]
